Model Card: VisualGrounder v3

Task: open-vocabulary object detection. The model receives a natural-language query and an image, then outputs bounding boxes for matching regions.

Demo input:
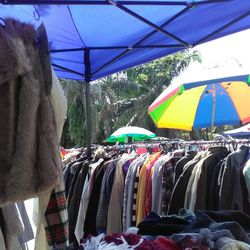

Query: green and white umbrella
[107,126,156,143]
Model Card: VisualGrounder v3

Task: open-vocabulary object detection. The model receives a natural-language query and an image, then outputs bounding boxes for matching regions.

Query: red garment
[156,237,181,250]
[137,147,148,155]
[44,189,68,247]
[179,235,210,250]
[144,155,161,216]
[136,236,180,250]
[80,233,181,250]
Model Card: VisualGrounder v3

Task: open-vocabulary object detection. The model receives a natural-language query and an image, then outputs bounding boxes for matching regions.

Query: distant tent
[223,123,250,138]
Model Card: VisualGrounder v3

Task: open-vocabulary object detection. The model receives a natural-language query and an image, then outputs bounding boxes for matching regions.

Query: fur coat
[0,19,61,206]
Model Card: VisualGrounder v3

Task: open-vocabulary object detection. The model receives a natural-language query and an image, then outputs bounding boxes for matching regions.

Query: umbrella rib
[92,5,191,76]
[211,84,216,129]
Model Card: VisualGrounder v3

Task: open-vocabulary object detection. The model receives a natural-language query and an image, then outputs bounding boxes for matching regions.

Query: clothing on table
[79,232,181,250]
[215,237,250,250]
[137,211,190,236]
[138,209,250,245]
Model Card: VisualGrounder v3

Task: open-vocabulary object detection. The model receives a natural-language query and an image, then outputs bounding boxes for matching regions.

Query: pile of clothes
[80,209,250,250]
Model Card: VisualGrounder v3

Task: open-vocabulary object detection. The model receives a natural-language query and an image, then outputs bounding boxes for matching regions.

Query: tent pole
[84,48,91,156]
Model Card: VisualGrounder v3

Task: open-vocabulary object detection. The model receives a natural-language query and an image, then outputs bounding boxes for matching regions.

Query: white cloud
[171,29,250,86]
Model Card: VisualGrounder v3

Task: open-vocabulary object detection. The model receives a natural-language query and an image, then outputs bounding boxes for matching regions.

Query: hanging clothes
[83,159,107,237]
[1,204,24,250]
[17,202,34,248]
[219,145,249,211]
[96,159,118,234]
[151,154,171,215]
[106,152,136,234]
[63,141,250,248]
[75,159,104,243]
[123,154,148,232]
[34,66,68,250]
[0,19,61,206]
[161,150,184,217]
[194,147,229,210]
[168,151,204,215]
[136,152,162,225]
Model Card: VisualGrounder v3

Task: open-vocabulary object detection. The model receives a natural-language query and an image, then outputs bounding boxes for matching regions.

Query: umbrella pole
[84,49,91,156]
[211,83,216,130]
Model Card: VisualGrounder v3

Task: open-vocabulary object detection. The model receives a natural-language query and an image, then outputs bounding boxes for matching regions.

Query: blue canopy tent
[1,0,250,153]
[223,123,250,138]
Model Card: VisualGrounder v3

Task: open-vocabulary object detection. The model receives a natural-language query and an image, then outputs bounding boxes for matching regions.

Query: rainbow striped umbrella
[148,75,250,131]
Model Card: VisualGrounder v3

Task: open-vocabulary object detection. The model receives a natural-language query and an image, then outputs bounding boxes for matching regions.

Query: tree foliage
[60,49,201,147]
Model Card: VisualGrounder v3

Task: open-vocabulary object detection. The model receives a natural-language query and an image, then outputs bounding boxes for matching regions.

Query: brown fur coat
[0,19,61,206]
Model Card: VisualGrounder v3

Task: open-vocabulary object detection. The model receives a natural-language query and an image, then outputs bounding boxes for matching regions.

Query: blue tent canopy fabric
[0,1,250,81]
[1,0,250,152]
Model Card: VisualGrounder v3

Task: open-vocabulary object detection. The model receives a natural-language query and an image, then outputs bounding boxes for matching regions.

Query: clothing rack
[75,139,250,160]
[98,138,250,151]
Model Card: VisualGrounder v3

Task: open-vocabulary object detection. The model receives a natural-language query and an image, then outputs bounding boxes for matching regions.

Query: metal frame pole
[84,48,91,155]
